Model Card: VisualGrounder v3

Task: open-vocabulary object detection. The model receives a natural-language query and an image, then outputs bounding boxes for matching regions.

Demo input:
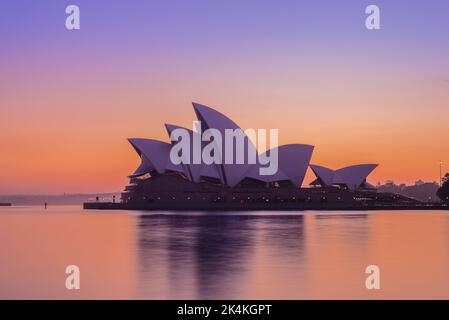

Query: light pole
[440,161,443,187]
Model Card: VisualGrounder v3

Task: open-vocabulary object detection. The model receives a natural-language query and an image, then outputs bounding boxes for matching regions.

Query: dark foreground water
[1,206,449,299]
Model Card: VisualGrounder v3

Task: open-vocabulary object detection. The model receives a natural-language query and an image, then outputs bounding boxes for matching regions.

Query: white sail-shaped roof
[165,124,202,182]
[246,145,314,186]
[165,123,227,182]
[310,164,335,186]
[336,164,378,191]
[127,102,316,188]
[277,144,314,187]
[200,163,222,179]
[128,154,154,178]
[246,150,290,183]
[310,164,378,190]
[192,102,256,187]
[128,138,185,175]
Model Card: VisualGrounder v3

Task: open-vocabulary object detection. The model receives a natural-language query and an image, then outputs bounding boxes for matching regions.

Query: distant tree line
[437,173,449,202]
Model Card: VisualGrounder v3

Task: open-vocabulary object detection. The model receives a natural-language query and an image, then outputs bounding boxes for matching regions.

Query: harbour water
[1,205,449,299]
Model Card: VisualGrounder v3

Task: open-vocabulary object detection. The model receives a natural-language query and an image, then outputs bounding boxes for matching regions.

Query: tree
[437,173,449,202]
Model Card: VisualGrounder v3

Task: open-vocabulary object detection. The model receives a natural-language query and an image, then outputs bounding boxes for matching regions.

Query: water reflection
[304,213,371,298]
[313,213,370,244]
[1,207,449,299]
[137,214,305,299]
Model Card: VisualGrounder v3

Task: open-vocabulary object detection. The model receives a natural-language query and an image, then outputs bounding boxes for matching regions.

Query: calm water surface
[1,205,449,299]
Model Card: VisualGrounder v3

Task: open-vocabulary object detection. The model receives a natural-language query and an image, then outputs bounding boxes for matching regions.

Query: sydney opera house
[92,102,424,211]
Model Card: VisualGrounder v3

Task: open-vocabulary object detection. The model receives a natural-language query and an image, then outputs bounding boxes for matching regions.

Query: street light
[440,161,444,187]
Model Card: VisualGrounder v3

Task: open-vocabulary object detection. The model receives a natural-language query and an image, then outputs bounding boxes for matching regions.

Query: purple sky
[1,0,448,194]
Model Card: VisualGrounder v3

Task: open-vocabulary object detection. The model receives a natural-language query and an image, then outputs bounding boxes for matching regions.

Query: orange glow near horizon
[1,34,449,194]
[1,84,448,194]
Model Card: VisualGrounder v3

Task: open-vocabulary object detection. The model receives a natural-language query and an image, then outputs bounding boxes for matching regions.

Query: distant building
[377,181,440,203]
[415,179,425,186]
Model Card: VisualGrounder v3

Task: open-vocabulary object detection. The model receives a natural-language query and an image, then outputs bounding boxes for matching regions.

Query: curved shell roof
[336,164,378,190]
[127,103,318,188]
[277,144,314,187]
[128,138,185,176]
[199,163,221,179]
[192,102,256,187]
[310,164,334,186]
[128,154,154,178]
[246,162,290,183]
[165,124,202,182]
[310,164,378,190]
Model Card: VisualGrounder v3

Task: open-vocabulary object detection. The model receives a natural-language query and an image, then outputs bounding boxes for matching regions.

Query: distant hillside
[377,180,440,203]
[0,193,121,206]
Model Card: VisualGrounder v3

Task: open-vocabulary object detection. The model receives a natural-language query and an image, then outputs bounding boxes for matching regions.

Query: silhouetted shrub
[437,173,449,202]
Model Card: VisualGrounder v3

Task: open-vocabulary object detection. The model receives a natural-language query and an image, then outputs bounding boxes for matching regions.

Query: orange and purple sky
[1,0,448,194]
